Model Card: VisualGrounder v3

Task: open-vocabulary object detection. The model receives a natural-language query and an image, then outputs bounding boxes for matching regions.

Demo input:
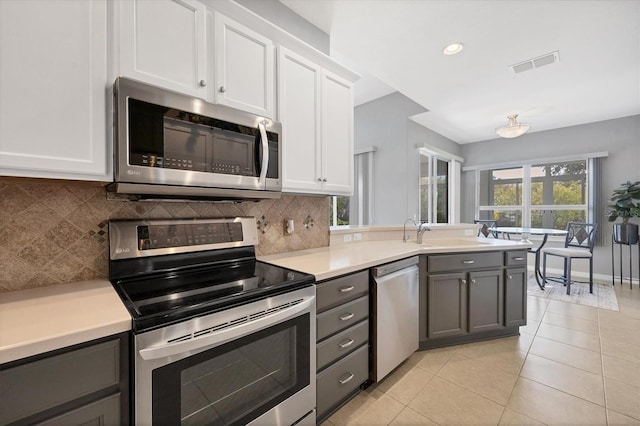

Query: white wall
[235,0,329,54]
[460,114,640,278]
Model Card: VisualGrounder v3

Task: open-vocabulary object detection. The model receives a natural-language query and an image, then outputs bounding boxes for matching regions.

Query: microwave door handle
[258,122,269,182]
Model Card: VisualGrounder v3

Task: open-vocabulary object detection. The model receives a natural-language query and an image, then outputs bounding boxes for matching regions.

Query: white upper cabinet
[278,48,354,195]
[118,0,207,98]
[320,70,354,195]
[278,47,322,192]
[213,12,275,118]
[0,0,110,181]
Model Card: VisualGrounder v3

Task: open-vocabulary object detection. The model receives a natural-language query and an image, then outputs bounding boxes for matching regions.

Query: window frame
[466,152,607,235]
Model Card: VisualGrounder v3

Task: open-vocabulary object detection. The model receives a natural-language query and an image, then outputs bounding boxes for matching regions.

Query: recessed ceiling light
[443,42,464,56]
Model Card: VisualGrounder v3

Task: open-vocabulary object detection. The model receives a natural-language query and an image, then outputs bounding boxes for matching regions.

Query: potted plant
[607,180,640,244]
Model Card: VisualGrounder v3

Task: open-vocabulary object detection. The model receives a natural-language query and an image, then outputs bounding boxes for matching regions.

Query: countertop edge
[0,319,131,365]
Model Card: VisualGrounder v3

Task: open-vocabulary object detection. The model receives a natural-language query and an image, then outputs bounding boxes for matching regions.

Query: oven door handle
[258,122,269,183]
[138,295,314,361]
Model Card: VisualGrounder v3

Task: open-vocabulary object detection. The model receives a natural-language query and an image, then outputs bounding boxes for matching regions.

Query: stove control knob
[171,236,181,245]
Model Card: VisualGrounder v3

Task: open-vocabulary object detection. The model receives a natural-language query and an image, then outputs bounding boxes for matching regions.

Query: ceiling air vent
[510,51,560,74]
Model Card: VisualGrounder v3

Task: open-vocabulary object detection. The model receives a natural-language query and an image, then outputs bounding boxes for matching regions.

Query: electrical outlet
[353,233,362,241]
[343,234,353,242]
[464,229,474,236]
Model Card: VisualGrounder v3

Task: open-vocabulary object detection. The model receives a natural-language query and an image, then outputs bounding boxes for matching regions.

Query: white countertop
[260,237,531,281]
[0,279,131,364]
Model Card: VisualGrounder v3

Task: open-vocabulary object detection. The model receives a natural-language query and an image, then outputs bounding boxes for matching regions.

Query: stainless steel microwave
[110,77,281,200]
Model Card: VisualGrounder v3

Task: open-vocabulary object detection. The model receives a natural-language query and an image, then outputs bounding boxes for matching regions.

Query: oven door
[134,286,315,426]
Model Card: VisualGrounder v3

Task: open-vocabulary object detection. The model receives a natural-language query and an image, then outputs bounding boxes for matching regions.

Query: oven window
[152,314,310,425]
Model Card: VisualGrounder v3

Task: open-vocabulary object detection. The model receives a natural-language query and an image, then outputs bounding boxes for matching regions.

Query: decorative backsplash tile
[0,177,330,293]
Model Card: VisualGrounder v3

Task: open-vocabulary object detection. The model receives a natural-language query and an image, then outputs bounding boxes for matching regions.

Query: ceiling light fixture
[495,114,531,138]
[442,42,464,55]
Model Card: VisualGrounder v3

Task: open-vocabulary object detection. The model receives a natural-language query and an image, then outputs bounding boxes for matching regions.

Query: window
[329,195,350,226]
[419,148,462,224]
[477,160,588,230]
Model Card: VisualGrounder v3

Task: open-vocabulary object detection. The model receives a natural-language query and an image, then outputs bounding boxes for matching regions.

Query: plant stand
[611,226,640,289]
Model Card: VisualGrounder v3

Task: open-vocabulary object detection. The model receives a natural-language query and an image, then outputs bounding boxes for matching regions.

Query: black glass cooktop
[111,256,314,333]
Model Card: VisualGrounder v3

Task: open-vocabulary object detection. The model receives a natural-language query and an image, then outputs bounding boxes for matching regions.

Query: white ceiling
[280,0,640,144]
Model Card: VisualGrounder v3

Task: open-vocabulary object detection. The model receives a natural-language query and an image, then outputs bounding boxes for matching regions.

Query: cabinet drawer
[37,393,120,426]
[316,345,368,419]
[317,296,369,341]
[505,250,528,267]
[0,339,120,425]
[427,251,503,273]
[317,319,369,371]
[316,270,369,312]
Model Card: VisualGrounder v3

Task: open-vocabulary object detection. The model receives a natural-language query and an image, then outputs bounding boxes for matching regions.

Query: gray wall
[354,92,459,225]
[235,0,329,54]
[460,114,640,278]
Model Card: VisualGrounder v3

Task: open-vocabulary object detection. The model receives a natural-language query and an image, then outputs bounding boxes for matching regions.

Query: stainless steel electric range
[108,217,316,426]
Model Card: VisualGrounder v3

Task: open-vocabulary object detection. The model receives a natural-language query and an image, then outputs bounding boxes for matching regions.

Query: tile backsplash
[0,177,329,293]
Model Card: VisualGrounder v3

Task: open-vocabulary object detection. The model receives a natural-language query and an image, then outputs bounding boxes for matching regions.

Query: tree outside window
[478,160,587,230]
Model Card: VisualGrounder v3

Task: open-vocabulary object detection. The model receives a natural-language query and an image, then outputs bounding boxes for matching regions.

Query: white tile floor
[322,283,640,425]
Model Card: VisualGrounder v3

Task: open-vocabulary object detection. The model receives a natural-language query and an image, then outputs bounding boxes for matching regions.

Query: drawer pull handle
[339,339,354,348]
[338,373,355,385]
[462,260,475,264]
[339,313,355,321]
[513,257,525,261]
[339,286,355,293]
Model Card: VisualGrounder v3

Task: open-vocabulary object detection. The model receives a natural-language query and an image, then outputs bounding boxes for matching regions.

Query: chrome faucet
[403,219,417,242]
[417,222,431,244]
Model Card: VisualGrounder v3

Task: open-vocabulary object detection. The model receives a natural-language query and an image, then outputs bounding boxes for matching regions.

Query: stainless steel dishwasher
[371,256,420,382]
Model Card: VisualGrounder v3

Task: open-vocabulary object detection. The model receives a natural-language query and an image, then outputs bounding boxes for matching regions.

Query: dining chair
[474,220,498,238]
[541,222,598,295]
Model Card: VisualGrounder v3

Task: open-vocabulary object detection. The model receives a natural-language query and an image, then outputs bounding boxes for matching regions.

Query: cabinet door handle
[339,286,355,293]
[513,257,525,261]
[462,260,475,264]
[322,178,328,182]
[199,79,207,87]
[317,178,322,182]
[339,313,355,321]
[338,372,355,384]
[508,275,513,280]
[460,279,467,285]
[219,86,226,93]
[339,339,354,348]
[471,279,477,284]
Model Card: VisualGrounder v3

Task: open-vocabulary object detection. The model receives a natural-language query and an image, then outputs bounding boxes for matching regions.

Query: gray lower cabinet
[468,269,504,333]
[427,272,467,338]
[315,270,369,423]
[421,250,527,348]
[505,266,528,327]
[0,333,128,426]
